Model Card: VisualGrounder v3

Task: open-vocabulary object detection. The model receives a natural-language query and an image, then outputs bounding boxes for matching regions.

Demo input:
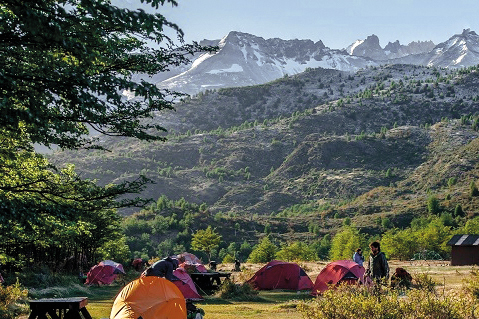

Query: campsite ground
[24,260,477,319]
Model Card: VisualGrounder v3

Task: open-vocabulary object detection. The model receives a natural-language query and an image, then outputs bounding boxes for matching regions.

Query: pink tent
[177,252,207,273]
[247,260,314,291]
[172,268,203,301]
[85,260,125,285]
[312,260,366,295]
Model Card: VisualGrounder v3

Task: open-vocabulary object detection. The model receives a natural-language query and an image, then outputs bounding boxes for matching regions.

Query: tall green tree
[275,241,317,261]
[247,237,277,263]
[329,226,366,261]
[191,226,222,263]
[0,0,211,269]
[462,217,479,234]
[381,228,419,260]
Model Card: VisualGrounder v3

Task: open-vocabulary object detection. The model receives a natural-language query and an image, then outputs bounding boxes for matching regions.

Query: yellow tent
[110,276,186,319]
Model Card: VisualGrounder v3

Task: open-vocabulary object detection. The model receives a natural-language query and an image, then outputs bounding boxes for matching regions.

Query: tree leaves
[0,0,212,149]
[0,0,214,270]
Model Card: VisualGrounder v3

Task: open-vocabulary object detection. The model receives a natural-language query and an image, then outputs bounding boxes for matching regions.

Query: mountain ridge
[153,29,479,96]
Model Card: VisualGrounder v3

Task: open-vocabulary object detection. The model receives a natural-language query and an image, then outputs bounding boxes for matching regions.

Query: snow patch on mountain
[346,40,365,55]
[191,52,216,69]
[206,64,244,74]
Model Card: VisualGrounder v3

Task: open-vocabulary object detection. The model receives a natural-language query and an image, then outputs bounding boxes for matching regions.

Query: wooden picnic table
[28,297,92,319]
[190,271,231,290]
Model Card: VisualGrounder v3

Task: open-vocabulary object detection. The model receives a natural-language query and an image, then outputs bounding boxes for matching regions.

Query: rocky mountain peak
[384,40,401,53]
[347,34,387,60]
[365,34,381,46]
[462,28,478,37]
[384,40,435,59]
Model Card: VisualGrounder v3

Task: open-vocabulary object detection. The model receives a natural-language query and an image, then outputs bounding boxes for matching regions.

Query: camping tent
[85,260,125,285]
[247,260,314,290]
[172,268,203,301]
[110,276,186,319]
[312,260,366,295]
[177,252,207,273]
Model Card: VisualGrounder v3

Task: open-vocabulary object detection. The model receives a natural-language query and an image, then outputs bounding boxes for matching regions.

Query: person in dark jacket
[143,256,179,281]
[366,241,389,284]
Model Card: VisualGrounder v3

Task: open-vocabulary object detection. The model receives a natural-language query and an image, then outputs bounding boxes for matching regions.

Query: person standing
[353,248,365,266]
[366,241,389,285]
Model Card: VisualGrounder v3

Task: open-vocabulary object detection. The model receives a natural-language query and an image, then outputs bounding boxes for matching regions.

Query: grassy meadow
[18,260,479,319]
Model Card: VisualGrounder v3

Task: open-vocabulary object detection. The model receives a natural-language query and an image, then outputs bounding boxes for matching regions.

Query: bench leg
[48,309,60,319]
[80,308,93,319]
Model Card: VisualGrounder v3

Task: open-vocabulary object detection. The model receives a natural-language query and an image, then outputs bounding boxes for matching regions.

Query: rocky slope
[50,64,479,226]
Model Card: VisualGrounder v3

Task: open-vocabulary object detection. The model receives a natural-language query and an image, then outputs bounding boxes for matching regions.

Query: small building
[447,234,479,266]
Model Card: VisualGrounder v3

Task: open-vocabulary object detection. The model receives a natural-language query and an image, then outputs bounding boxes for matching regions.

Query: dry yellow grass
[200,260,478,319]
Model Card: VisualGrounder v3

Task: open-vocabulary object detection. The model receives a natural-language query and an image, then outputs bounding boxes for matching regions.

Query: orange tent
[110,276,187,319]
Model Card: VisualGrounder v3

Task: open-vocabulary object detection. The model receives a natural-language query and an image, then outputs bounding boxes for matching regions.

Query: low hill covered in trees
[49,64,479,264]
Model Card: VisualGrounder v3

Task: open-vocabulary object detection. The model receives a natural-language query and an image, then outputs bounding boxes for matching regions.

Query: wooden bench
[28,297,92,319]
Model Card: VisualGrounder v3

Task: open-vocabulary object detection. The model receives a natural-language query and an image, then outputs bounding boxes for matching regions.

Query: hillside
[50,64,479,241]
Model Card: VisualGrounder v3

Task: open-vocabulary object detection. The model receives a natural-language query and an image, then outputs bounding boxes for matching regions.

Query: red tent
[247,260,314,291]
[312,260,367,295]
[172,268,203,301]
[85,260,125,285]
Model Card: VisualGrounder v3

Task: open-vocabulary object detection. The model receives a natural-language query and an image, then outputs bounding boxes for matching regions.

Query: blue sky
[120,0,479,49]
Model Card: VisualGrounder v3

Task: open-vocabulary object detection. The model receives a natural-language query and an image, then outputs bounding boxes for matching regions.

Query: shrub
[215,279,260,301]
[412,273,436,293]
[463,269,479,300]
[0,280,29,319]
[297,284,475,319]
[454,204,465,217]
[427,196,441,214]
[447,177,457,187]
[222,254,235,264]
[470,181,479,197]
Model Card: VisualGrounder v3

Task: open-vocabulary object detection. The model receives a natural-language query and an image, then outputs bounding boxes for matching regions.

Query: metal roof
[447,234,479,246]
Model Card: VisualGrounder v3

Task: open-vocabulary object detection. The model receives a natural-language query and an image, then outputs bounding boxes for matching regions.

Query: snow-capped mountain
[346,35,434,60]
[156,31,376,96]
[391,29,479,68]
[150,30,479,96]
[423,29,479,68]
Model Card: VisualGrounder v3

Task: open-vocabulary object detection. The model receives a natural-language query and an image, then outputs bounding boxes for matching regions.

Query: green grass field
[85,287,312,319]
